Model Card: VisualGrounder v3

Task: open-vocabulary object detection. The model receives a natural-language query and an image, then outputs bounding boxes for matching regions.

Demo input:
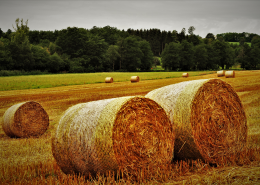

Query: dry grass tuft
[2,101,49,138]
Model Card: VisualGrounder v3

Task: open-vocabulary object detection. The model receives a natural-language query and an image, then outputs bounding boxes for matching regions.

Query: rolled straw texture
[52,96,174,177]
[182,73,189,77]
[105,77,113,83]
[225,70,235,78]
[217,70,225,77]
[145,79,247,163]
[130,76,140,82]
[2,101,49,138]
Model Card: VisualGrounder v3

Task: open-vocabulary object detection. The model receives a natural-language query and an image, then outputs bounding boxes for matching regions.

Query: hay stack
[225,70,235,78]
[52,96,174,177]
[105,77,113,83]
[145,79,247,163]
[2,101,49,138]
[182,73,189,77]
[130,76,139,82]
[217,70,225,77]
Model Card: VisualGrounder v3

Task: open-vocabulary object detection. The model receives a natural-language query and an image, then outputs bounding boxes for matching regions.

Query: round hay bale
[130,76,140,82]
[2,101,49,138]
[217,70,225,77]
[145,79,247,163]
[182,73,189,77]
[52,96,174,177]
[225,70,235,78]
[105,77,113,83]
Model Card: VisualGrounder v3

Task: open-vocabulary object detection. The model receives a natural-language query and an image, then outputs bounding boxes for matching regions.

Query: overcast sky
[1,0,259,38]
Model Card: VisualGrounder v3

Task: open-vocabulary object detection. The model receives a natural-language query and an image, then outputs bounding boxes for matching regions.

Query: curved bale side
[130,76,140,82]
[217,70,225,77]
[52,96,174,177]
[182,73,189,77]
[105,77,113,83]
[145,79,247,164]
[225,70,235,78]
[2,101,49,138]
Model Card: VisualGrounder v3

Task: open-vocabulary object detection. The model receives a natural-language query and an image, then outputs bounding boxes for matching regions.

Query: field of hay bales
[0,70,260,184]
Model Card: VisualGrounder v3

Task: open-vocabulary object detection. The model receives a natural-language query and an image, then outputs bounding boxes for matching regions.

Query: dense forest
[0,18,260,74]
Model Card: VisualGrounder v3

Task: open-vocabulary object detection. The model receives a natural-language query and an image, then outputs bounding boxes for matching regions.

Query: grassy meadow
[0,70,260,184]
[0,71,214,91]
[229,42,251,47]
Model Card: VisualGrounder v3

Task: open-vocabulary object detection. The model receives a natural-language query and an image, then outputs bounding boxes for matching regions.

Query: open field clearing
[0,70,260,184]
[229,42,251,47]
[0,71,214,91]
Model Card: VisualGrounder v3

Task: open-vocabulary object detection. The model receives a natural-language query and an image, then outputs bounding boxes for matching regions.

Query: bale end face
[190,79,247,163]
[3,101,49,138]
[112,97,174,177]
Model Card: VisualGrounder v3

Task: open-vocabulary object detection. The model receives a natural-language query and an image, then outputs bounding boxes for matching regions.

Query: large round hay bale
[130,76,139,82]
[52,96,174,177]
[182,73,189,77]
[225,70,235,78]
[105,77,113,83]
[2,101,49,138]
[145,79,247,163]
[217,70,225,77]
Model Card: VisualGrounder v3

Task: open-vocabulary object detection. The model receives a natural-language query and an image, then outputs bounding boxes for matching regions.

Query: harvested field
[0,70,260,184]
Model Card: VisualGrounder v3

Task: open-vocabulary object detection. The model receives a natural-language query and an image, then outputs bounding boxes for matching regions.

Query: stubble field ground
[0,70,260,184]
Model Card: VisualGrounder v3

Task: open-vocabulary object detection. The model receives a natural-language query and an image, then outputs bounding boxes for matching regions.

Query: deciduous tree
[139,40,153,71]
[161,42,181,71]
[106,45,120,71]
[179,40,194,70]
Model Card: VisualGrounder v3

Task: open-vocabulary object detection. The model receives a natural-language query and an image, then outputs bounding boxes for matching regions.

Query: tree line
[0,19,260,74]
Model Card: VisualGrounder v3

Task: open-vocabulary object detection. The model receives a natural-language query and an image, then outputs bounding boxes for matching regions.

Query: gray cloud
[0,0,259,37]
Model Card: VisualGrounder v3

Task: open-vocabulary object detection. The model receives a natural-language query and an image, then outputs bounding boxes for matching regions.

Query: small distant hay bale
[2,101,49,138]
[105,77,113,83]
[217,70,225,77]
[130,76,139,82]
[52,96,174,178]
[225,70,235,78]
[182,73,189,77]
[145,79,247,164]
